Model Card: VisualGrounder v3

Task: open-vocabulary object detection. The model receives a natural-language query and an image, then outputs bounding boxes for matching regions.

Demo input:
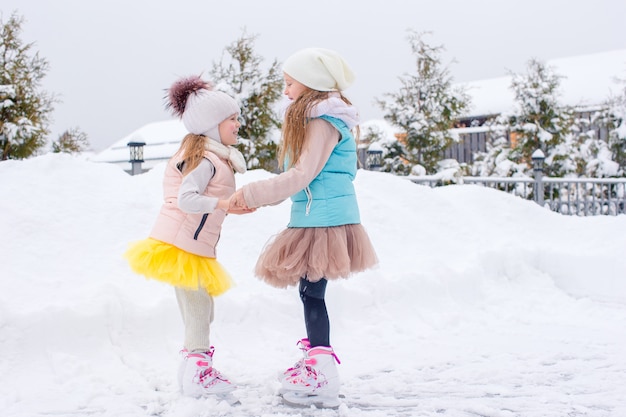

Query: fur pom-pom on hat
[283,48,355,92]
[165,75,240,143]
[166,75,212,118]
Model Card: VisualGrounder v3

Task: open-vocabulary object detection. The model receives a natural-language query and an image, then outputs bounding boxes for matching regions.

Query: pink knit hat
[283,48,355,92]
[166,75,240,143]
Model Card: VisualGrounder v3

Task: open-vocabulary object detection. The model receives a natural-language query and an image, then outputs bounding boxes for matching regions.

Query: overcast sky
[3,0,626,151]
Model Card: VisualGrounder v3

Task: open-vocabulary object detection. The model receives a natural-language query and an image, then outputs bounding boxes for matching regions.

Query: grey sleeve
[177,158,219,214]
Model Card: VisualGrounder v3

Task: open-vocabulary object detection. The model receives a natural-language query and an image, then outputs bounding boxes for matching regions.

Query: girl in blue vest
[232,48,378,407]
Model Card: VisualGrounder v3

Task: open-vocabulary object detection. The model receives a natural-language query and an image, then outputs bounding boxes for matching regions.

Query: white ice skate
[178,346,235,397]
[281,345,341,409]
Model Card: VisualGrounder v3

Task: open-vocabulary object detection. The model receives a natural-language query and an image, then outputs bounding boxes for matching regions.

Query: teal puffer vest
[288,115,361,228]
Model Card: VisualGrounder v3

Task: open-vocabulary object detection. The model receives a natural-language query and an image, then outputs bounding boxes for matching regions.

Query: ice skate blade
[183,391,240,405]
[182,384,237,398]
[217,392,241,406]
[282,390,340,409]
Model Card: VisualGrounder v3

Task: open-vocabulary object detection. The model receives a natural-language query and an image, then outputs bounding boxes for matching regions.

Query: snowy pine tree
[595,76,626,176]
[210,31,283,171]
[377,31,470,173]
[561,112,619,178]
[471,116,528,178]
[506,58,575,177]
[51,127,89,154]
[0,13,55,160]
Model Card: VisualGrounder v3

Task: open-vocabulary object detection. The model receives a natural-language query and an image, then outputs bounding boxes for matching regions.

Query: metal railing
[408,151,626,216]
[410,175,625,216]
[541,178,625,216]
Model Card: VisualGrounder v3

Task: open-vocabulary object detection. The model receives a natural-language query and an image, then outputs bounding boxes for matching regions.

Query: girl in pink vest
[125,75,251,397]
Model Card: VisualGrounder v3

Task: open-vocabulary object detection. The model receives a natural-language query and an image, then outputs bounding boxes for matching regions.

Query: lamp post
[127,141,146,176]
[366,143,384,171]
[531,149,545,206]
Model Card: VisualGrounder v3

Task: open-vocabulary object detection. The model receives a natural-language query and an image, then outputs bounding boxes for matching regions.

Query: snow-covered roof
[462,49,626,117]
[90,119,187,169]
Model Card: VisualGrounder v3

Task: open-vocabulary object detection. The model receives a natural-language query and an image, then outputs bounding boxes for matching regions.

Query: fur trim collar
[309,92,360,129]
[205,140,247,174]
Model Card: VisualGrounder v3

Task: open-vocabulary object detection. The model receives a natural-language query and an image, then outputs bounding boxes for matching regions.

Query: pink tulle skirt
[254,224,378,288]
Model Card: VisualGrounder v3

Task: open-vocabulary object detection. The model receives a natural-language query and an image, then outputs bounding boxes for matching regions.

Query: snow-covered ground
[1,154,625,417]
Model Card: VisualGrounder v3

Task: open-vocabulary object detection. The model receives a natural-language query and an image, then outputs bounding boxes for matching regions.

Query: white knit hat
[167,75,240,143]
[283,48,355,92]
[182,90,239,143]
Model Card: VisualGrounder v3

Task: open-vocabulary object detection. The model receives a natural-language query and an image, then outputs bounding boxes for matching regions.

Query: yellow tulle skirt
[124,238,233,296]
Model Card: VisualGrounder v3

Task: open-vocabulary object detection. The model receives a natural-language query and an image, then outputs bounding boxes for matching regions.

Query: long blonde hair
[176,133,207,174]
[279,89,356,168]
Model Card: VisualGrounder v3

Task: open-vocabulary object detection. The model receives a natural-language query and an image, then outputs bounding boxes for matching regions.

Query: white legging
[175,286,214,352]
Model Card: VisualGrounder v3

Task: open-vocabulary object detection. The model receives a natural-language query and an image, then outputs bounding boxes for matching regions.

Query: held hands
[229,189,255,214]
[218,190,255,215]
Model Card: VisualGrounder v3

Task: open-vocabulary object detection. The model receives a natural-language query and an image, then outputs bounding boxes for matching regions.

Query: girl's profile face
[218,113,241,146]
[283,73,308,101]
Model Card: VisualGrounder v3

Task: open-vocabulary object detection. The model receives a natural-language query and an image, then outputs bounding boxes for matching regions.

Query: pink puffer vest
[150,151,235,258]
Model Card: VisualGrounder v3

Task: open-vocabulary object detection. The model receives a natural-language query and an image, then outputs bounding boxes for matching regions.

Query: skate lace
[284,358,305,376]
[197,366,230,387]
[287,364,325,388]
[283,339,311,378]
[190,348,231,388]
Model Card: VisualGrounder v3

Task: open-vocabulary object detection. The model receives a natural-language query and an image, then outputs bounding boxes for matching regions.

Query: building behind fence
[443,109,611,166]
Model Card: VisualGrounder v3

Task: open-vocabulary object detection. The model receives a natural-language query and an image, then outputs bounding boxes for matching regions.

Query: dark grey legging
[299,277,329,347]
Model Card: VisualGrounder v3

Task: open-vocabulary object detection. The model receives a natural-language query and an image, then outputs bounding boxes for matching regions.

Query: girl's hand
[224,192,256,214]
[232,189,247,208]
